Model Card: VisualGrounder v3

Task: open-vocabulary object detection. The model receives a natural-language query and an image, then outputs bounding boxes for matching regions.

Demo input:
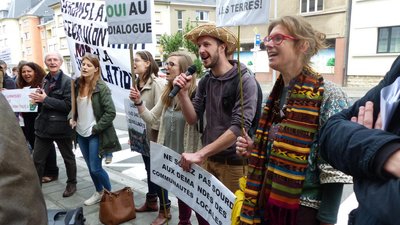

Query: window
[23,32,30,40]
[155,11,161,24]
[57,14,63,26]
[177,10,183,33]
[60,37,68,49]
[26,47,32,55]
[301,0,323,13]
[196,11,209,21]
[378,26,400,53]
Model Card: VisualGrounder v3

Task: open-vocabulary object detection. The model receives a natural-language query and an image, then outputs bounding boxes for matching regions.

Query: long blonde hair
[78,53,100,99]
[160,51,197,110]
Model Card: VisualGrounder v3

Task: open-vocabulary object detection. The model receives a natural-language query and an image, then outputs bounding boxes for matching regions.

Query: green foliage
[159,18,205,78]
[193,58,204,78]
[159,32,183,60]
[183,19,199,58]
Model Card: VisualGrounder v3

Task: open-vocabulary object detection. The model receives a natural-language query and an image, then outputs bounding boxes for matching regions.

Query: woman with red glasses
[236,16,352,225]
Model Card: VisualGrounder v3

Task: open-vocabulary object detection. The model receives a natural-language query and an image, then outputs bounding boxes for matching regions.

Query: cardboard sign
[150,142,235,225]
[216,0,270,27]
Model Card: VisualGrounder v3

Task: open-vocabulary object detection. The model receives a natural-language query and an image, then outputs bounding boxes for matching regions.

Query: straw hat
[184,23,238,55]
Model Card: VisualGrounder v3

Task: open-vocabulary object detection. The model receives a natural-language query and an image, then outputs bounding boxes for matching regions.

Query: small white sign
[216,0,270,27]
[124,98,150,156]
[150,142,235,225]
[106,0,153,44]
[2,88,38,112]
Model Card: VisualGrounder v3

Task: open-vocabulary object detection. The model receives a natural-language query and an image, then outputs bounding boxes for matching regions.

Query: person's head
[161,51,196,108]
[0,60,7,71]
[12,67,18,76]
[44,52,63,75]
[16,62,46,88]
[184,23,237,69]
[134,50,159,84]
[265,16,327,73]
[78,53,100,99]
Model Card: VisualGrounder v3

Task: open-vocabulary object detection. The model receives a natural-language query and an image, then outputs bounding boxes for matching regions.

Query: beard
[203,51,220,69]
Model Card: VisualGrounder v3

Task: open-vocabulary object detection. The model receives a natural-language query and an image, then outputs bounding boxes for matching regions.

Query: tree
[159,19,205,77]
[159,32,183,60]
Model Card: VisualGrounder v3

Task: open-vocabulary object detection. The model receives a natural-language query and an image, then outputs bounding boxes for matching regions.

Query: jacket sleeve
[319,55,400,179]
[92,83,116,133]
[353,178,400,225]
[229,72,258,137]
[42,75,71,114]
[140,97,163,125]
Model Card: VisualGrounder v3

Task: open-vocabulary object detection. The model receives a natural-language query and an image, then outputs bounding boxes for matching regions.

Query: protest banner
[124,99,150,156]
[150,143,235,225]
[105,0,153,44]
[60,0,156,112]
[216,0,270,27]
[3,88,38,112]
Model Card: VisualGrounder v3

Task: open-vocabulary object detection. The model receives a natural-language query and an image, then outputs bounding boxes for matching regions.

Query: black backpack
[198,69,263,137]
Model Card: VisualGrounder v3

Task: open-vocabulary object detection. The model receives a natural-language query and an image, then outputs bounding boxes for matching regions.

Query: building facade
[346,0,400,87]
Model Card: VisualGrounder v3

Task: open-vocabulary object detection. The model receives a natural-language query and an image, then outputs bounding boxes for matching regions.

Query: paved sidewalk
[43,149,199,225]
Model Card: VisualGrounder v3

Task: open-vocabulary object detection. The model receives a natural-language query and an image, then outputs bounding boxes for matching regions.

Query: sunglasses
[164,61,175,67]
[263,33,297,46]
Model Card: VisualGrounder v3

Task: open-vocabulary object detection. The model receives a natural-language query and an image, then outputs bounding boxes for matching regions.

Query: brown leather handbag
[99,187,136,225]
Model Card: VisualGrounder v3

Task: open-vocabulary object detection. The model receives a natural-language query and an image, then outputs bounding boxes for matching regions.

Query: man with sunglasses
[173,23,258,193]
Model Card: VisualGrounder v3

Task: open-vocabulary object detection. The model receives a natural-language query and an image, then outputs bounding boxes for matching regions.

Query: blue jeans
[77,134,111,192]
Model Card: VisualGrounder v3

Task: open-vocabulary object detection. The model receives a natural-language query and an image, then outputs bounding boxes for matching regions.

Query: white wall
[347,0,400,76]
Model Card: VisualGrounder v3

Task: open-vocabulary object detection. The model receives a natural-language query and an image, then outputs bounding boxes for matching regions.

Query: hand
[69,119,77,129]
[129,86,141,104]
[173,73,192,96]
[29,89,47,103]
[384,150,400,178]
[350,101,382,129]
[180,152,204,172]
[236,128,253,157]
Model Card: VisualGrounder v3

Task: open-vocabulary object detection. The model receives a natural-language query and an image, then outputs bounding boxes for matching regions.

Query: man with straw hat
[174,23,258,192]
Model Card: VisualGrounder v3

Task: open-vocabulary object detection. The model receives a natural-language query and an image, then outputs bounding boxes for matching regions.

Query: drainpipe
[343,0,353,87]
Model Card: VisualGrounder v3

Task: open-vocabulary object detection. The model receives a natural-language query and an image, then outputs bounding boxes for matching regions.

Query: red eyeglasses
[263,33,297,45]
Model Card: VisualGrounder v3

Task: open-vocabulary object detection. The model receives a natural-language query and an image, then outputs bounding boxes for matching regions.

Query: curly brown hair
[16,62,47,88]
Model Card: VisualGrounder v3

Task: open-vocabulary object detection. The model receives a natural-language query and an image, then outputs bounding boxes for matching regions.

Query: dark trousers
[23,127,59,177]
[142,154,170,207]
[33,136,77,184]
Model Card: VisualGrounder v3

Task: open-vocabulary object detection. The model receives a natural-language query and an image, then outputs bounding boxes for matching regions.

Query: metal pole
[272,0,278,82]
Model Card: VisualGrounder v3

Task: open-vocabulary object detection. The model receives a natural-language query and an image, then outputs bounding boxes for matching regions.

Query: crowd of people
[1,15,400,225]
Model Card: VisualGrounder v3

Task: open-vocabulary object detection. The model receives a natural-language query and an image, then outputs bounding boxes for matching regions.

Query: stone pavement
[43,138,199,225]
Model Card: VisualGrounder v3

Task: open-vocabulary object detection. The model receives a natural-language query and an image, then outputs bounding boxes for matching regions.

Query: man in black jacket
[319,55,400,225]
[30,52,77,197]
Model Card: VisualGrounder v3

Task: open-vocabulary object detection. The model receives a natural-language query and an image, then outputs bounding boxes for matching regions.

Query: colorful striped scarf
[240,66,324,225]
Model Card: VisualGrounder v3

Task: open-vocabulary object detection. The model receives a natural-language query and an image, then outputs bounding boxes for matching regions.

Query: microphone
[169,65,197,98]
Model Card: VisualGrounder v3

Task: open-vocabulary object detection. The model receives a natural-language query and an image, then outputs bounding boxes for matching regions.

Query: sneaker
[84,191,103,206]
[105,155,112,164]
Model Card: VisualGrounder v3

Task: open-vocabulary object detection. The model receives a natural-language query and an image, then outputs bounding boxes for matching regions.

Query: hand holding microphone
[169,65,197,98]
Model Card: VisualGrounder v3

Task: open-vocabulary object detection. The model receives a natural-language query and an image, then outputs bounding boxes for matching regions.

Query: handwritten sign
[106,0,153,44]
[2,88,38,112]
[150,143,235,225]
[216,0,270,27]
[124,98,149,156]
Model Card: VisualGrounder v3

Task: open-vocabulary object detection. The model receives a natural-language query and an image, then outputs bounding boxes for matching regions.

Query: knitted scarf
[240,66,324,225]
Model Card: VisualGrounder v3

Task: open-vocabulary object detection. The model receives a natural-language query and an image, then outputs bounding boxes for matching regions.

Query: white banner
[61,0,156,112]
[150,143,235,225]
[124,99,150,156]
[216,0,270,27]
[3,88,38,112]
[106,0,153,44]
